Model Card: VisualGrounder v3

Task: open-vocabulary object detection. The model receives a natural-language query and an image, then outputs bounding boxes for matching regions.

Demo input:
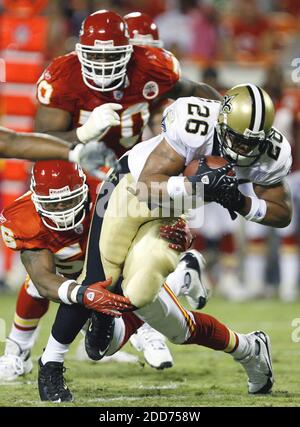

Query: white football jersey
[128,96,292,186]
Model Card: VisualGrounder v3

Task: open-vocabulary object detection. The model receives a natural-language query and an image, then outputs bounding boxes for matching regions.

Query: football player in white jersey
[38,83,289,400]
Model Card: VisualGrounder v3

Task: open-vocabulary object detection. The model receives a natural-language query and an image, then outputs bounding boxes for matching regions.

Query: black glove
[187,157,237,202]
[214,182,246,213]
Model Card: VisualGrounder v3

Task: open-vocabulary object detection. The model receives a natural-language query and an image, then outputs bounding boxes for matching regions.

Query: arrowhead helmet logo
[201,175,210,184]
[87,292,95,301]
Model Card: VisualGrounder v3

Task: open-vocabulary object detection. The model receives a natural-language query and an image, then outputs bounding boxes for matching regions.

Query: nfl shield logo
[113,90,124,100]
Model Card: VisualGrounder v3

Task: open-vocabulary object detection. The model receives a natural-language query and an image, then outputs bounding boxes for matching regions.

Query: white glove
[76,103,122,143]
[68,141,119,179]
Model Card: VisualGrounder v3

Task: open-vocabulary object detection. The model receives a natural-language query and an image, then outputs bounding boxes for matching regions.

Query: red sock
[120,312,144,347]
[14,282,49,331]
[186,311,237,351]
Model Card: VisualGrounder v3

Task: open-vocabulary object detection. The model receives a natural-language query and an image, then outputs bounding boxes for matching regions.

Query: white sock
[231,333,251,360]
[9,325,38,352]
[165,269,186,297]
[41,334,69,364]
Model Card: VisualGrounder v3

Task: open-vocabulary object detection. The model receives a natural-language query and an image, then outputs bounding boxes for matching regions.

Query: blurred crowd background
[0,0,300,302]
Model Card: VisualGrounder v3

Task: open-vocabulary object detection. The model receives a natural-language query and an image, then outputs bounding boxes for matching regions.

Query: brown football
[183,156,235,177]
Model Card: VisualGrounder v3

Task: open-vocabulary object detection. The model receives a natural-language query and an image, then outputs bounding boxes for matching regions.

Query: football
[183,156,235,177]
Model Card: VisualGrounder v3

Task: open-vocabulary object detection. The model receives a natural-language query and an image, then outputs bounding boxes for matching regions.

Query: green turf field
[0,293,300,407]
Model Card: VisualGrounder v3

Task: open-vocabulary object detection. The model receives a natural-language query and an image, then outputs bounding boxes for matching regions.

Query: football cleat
[130,324,173,370]
[75,337,139,363]
[235,331,274,394]
[85,312,115,361]
[0,338,33,382]
[38,358,73,402]
[177,250,210,309]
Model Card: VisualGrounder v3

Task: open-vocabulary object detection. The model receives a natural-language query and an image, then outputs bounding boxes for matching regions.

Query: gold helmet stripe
[246,84,265,132]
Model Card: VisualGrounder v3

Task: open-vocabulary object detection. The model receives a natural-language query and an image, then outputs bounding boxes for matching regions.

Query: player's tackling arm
[21,249,73,302]
[20,248,133,315]
[0,126,70,160]
[165,78,223,102]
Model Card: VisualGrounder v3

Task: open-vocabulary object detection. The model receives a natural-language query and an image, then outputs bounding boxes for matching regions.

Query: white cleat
[0,338,33,382]
[177,250,210,309]
[130,324,173,370]
[235,331,274,394]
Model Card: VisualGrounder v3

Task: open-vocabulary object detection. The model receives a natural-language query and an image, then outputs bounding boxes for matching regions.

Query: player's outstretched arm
[0,126,70,160]
[165,78,223,102]
[20,248,133,315]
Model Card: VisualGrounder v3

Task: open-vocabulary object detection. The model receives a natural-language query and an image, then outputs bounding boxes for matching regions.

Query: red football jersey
[36,46,180,157]
[0,179,98,278]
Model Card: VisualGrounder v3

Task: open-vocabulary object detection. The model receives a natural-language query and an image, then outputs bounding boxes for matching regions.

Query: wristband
[58,280,77,305]
[244,197,267,223]
[70,285,81,303]
[167,176,188,200]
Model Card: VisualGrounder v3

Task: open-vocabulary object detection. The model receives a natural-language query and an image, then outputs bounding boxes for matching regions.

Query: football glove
[187,157,237,201]
[76,278,134,317]
[214,184,246,213]
[70,140,119,179]
[76,103,122,143]
[160,218,194,252]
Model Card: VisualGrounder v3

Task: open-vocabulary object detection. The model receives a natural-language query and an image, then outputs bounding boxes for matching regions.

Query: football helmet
[124,12,163,48]
[216,84,275,166]
[30,161,88,231]
[76,10,133,92]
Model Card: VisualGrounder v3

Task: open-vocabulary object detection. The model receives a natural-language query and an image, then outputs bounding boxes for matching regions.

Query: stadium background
[0,0,300,407]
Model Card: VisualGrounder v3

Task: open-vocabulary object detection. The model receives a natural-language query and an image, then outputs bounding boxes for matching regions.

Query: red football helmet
[30,161,88,231]
[76,9,133,92]
[124,12,163,48]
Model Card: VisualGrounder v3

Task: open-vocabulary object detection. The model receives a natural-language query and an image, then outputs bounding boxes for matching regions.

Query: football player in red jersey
[124,11,164,48]
[35,9,221,152]
[0,161,132,394]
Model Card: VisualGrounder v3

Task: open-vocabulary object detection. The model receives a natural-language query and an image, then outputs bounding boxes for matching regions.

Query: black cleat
[38,358,73,402]
[85,312,115,361]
